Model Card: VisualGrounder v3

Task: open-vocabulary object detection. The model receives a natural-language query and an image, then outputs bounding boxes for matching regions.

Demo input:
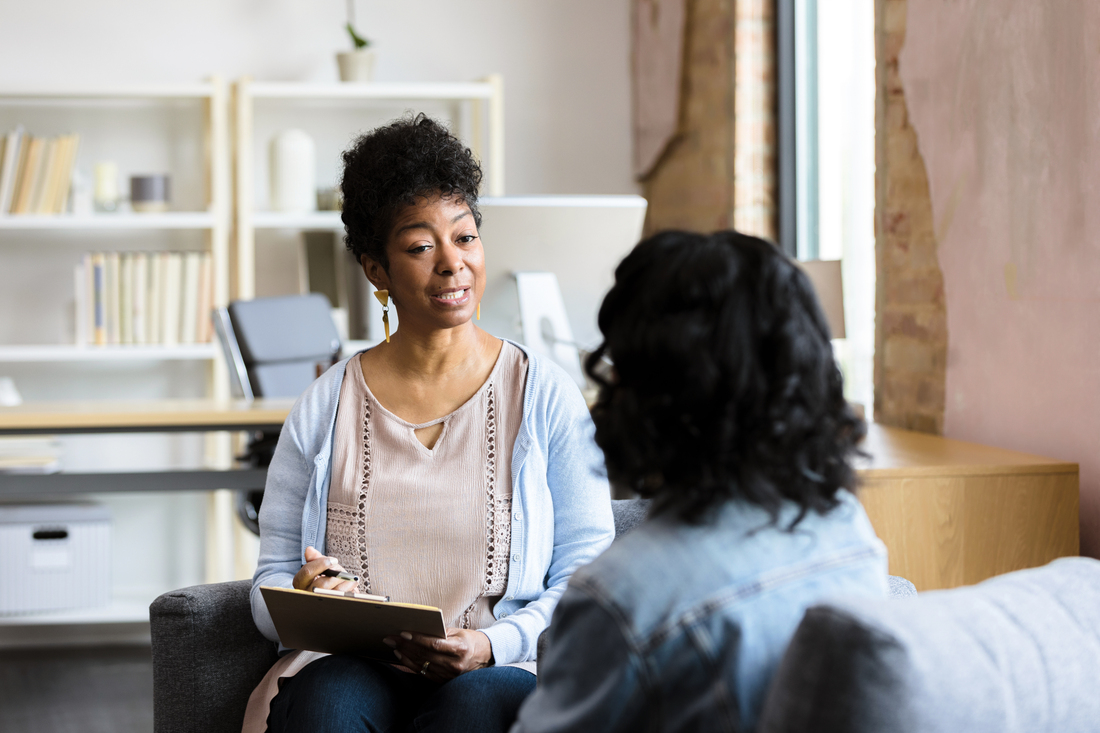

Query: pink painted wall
[899,1,1100,557]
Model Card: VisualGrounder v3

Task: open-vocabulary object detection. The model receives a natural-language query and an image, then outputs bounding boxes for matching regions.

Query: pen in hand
[320,568,359,582]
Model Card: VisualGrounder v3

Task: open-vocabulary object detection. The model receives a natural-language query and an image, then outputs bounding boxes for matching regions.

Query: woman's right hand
[293,546,358,592]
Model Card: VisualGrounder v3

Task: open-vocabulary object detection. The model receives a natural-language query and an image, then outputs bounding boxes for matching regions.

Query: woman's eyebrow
[393,211,470,237]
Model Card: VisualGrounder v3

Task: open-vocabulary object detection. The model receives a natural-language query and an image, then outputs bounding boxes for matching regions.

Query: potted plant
[336,0,374,82]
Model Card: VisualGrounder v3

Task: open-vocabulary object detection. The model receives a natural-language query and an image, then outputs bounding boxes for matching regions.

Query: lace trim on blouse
[356,396,374,593]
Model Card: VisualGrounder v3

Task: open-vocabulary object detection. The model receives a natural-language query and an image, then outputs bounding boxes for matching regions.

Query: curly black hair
[340,113,483,269]
[585,230,866,526]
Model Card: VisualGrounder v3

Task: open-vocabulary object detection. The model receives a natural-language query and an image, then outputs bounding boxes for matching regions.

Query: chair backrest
[214,294,342,399]
[757,557,1100,733]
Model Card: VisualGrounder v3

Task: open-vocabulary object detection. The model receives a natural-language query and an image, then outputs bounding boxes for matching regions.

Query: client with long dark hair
[512,230,889,733]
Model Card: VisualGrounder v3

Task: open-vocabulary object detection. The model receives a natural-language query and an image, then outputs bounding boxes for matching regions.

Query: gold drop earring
[477,301,481,321]
[374,289,391,343]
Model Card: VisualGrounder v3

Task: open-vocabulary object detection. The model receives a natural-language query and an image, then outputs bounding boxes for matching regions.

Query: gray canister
[130,174,170,213]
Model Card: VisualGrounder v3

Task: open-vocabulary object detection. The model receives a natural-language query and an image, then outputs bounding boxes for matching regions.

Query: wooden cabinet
[857,424,1079,591]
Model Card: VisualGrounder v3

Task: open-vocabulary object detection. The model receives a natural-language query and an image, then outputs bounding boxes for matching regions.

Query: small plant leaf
[346,22,370,50]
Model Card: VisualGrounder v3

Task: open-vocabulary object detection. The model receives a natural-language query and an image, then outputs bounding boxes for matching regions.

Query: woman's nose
[435,242,464,275]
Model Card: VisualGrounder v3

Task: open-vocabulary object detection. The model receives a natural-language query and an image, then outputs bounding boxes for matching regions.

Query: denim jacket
[512,491,888,732]
[250,341,615,665]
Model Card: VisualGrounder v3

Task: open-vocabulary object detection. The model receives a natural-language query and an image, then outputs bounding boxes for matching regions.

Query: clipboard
[260,586,447,663]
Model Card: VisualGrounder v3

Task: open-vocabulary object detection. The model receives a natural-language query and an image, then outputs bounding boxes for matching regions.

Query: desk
[857,424,1080,591]
[0,398,294,497]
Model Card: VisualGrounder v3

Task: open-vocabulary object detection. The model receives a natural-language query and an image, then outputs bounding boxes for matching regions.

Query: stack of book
[0,126,81,215]
[0,437,62,475]
[76,251,215,347]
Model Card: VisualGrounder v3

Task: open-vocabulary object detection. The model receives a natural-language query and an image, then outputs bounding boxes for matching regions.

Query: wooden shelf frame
[0,344,219,363]
[0,212,217,230]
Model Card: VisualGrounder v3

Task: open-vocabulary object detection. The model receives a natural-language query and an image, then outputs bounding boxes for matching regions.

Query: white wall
[0,0,636,195]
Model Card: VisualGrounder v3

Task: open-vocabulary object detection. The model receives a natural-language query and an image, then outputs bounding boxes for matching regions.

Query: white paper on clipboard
[514,271,586,389]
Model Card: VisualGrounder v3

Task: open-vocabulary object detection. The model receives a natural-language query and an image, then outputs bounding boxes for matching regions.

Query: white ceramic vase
[269,129,316,213]
[337,50,376,82]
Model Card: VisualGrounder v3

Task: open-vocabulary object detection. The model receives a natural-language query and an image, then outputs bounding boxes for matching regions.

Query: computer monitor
[475,195,648,352]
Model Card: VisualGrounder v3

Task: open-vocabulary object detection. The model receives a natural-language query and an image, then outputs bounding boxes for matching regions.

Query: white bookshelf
[251,210,343,230]
[0,84,217,101]
[0,212,217,230]
[0,594,153,626]
[0,80,231,354]
[0,344,218,362]
[0,81,233,632]
[248,81,496,101]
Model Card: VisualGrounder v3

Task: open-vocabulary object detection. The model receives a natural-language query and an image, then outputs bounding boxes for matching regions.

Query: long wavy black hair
[340,113,483,269]
[585,230,866,526]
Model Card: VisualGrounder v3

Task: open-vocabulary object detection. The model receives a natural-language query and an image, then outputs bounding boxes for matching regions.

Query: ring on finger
[420,661,430,676]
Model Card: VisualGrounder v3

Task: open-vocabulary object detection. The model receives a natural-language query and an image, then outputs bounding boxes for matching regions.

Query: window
[779,0,876,417]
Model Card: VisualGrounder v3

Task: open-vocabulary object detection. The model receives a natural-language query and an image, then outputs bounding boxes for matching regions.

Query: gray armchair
[149,499,916,733]
[150,500,652,733]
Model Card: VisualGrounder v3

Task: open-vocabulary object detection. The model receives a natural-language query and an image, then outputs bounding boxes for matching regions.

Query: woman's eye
[457,235,478,245]
[408,244,431,254]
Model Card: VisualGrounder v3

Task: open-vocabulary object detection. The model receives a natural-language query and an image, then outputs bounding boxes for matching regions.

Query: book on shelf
[180,252,201,344]
[197,251,214,343]
[0,126,24,213]
[29,137,57,214]
[132,253,148,345]
[162,252,182,346]
[119,253,134,345]
[148,253,165,345]
[1,129,80,215]
[105,252,121,345]
[92,253,106,346]
[10,136,43,214]
[76,250,214,349]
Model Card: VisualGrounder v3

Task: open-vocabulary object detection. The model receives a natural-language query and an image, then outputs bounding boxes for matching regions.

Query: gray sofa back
[758,556,1100,733]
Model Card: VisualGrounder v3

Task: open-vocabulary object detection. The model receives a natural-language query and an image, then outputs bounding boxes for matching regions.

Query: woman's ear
[361,256,390,293]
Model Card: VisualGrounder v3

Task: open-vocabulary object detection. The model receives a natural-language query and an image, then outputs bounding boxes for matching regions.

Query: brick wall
[732,0,776,240]
[641,0,777,239]
[874,0,947,433]
[641,0,736,235]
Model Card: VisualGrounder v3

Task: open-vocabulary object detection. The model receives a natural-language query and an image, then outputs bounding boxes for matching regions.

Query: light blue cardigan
[250,341,615,665]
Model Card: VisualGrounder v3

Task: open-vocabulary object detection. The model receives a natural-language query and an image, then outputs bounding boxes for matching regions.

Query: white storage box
[0,503,111,615]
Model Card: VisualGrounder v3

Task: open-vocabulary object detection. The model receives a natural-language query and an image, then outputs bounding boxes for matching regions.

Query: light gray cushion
[888,573,917,598]
[758,557,1100,733]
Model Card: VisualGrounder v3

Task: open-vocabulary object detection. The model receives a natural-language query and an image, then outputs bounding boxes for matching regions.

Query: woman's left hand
[384,628,493,682]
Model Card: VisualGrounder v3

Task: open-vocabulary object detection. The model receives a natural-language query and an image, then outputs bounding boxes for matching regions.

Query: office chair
[213,293,342,534]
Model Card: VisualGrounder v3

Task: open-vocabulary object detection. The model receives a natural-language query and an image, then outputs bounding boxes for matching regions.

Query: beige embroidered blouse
[325,341,527,629]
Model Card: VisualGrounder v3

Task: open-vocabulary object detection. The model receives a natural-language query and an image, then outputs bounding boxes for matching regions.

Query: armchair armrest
[150,580,279,733]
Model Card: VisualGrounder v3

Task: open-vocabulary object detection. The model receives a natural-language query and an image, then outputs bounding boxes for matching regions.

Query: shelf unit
[0,81,233,633]
[0,344,218,362]
[233,76,505,300]
[0,212,218,230]
[0,81,231,362]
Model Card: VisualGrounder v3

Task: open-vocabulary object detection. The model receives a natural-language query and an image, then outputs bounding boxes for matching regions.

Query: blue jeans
[267,655,536,733]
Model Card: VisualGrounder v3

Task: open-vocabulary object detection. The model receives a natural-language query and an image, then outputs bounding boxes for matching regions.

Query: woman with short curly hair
[513,230,889,733]
[243,115,614,733]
